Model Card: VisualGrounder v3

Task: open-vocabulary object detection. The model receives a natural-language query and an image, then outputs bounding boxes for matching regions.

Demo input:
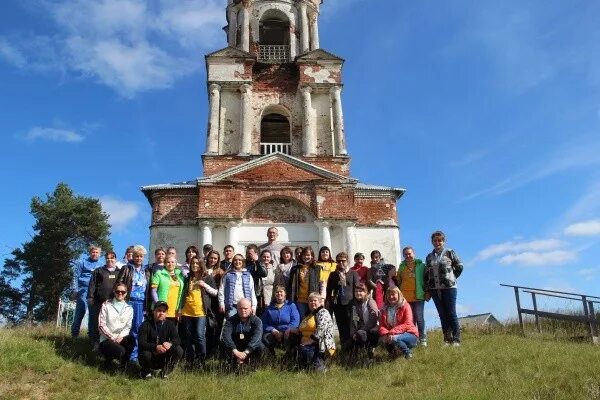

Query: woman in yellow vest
[178,256,217,366]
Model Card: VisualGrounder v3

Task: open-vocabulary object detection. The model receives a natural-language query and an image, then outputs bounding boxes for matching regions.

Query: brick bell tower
[142,0,405,264]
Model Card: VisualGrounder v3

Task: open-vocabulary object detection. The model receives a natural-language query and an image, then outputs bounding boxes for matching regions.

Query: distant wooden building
[458,313,502,328]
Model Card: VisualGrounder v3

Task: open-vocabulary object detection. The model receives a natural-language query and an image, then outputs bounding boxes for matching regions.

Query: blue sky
[1,0,599,322]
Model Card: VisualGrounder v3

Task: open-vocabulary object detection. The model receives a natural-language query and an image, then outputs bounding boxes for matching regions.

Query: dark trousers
[430,288,460,343]
[88,302,101,344]
[298,343,326,371]
[139,345,184,374]
[181,316,207,363]
[332,304,352,345]
[262,331,296,354]
[347,329,379,353]
[99,335,135,365]
[222,345,264,367]
[206,311,224,359]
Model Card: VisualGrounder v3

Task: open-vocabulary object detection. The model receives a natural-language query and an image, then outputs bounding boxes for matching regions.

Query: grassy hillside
[0,325,599,400]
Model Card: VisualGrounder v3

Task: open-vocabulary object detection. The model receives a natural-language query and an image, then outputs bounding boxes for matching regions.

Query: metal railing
[258,45,290,63]
[501,284,600,344]
[261,142,291,155]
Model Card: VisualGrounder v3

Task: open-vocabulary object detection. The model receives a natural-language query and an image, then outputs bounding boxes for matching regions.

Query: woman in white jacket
[98,283,135,369]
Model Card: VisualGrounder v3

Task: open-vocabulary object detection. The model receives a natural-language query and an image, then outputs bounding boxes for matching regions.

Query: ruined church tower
[142,0,405,264]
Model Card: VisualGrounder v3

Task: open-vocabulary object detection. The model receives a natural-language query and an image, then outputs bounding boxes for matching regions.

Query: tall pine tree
[1,183,111,322]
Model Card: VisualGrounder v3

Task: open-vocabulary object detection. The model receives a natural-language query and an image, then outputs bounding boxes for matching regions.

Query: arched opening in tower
[261,113,291,155]
[259,10,290,63]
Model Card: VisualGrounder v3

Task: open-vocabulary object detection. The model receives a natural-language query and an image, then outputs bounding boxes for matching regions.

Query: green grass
[0,325,599,400]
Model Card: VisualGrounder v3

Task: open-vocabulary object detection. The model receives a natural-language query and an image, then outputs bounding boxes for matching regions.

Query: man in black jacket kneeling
[138,301,184,378]
[220,298,264,370]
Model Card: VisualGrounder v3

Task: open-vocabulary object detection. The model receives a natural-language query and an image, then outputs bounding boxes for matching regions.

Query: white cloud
[565,219,600,237]
[456,303,472,317]
[24,127,84,143]
[2,0,224,97]
[475,239,564,261]
[100,197,141,231]
[0,37,26,68]
[575,267,599,282]
[498,250,577,267]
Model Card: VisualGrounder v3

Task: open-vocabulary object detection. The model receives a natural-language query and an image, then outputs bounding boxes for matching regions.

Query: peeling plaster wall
[221,89,242,154]
[312,92,333,155]
[208,62,250,82]
[149,226,200,261]
[354,227,401,266]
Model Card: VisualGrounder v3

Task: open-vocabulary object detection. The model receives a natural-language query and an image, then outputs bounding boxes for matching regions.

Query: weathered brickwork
[355,197,398,226]
[151,189,199,225]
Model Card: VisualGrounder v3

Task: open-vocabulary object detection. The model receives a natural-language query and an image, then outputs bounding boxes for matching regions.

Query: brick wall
[355,197,398,226]
[151,189,199,225]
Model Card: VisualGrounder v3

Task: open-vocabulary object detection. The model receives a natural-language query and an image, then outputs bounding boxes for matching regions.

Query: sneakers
[404,351,413,360]
[419,339,428,347]
[452,342,461,347]
[443,342,451,347]
[142,372,152,380]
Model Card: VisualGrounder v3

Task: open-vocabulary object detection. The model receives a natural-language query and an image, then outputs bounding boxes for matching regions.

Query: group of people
[71,227,463,377]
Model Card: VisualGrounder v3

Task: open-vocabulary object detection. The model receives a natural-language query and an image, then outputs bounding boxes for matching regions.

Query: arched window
[260,108,291,155]
[258,10,290,63]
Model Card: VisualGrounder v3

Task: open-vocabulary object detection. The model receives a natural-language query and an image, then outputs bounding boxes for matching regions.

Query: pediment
[200,153,356,184]
[296,49,344,63]
[205,46,255,61]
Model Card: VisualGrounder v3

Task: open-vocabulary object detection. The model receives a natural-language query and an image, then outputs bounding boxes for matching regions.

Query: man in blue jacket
[71,245,102,341]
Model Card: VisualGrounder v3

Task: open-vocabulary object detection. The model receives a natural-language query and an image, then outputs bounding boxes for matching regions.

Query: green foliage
[0,183,111,323]
[0,326,599,400]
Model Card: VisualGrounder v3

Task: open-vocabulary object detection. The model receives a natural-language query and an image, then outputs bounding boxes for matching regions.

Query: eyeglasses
[114,290,127,295]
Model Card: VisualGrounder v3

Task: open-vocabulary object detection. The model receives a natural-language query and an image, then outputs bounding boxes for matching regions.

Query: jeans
[129,300,145,360]
[298,343,326,371]
[389,333,418,355]
[430,288,460,343]
[71,288,91,338]
[181,316,207,363]
[409,300,427,341]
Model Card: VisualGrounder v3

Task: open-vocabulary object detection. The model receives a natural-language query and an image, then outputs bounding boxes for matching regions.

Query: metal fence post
[531,292,541,333]
[589,301,599,344]
[514,287,524,334]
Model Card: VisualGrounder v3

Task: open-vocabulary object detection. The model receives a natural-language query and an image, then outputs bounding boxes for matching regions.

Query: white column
[227,222,241,254]
[330,86,347,155]
[316,221,332,250]
[341,222,355,257]
[239,83,252,155]
[228,7,238,47]
[392,228,401,267]
[301,86,315,156]
[309,12,320,50]
[240,6,250,52]
[207,84,221,154]
[289,21,297,60]
[200,221,213,248]
[299,2,310,54]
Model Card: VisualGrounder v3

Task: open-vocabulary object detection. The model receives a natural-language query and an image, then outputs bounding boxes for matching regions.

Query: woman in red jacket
[379,286,419,359]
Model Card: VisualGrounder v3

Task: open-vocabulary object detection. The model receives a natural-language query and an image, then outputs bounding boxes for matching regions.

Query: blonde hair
[308,292,322,301]
[132,245,147,256]
[385,286,404,304]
